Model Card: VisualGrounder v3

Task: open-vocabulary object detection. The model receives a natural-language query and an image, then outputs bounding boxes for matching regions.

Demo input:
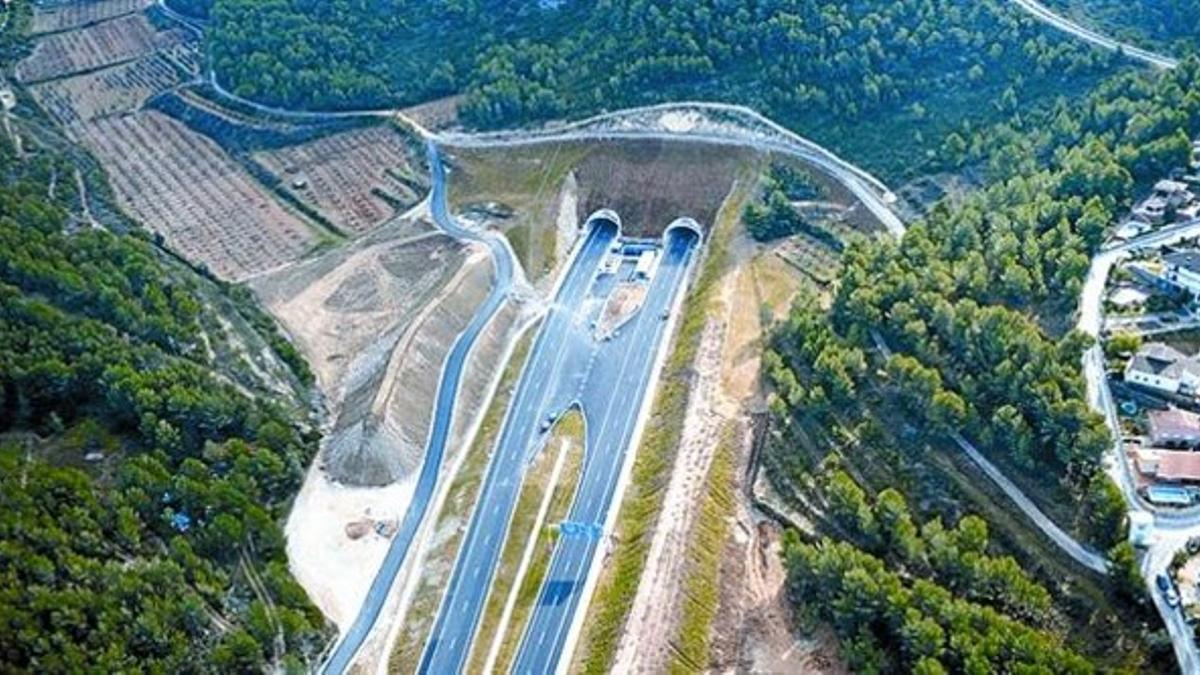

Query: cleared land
[79,111,320,279]
[447,138,767,287]
[30,53,190,125]
[30,0,151,34]
[17,13,189,83]
[253,218,477,485]
[448,143,589,285]
[257,216,518,639]
[253,126,423,235]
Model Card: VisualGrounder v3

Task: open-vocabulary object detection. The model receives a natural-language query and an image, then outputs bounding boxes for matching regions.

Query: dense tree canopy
[769,61,1200,484]
[764,61,1200,671]
[783,469,1076,671]
[198,0,1120,175]
[0,106,326,669]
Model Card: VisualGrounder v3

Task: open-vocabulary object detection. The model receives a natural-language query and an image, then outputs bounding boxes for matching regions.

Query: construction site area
[6,2,890,670]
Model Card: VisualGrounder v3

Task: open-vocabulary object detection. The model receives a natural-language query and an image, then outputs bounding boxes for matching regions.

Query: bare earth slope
[252,216,484,486]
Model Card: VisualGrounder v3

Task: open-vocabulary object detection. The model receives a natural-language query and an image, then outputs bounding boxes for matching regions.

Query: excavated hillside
[254,217,491,486]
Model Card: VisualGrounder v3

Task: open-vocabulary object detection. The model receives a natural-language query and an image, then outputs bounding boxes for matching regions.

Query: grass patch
[504,223,532,276]
[387,322,537,673]
[449,143,588,282]
[668,424,738,674]
[486,410,587,674]
[570,161,760,674]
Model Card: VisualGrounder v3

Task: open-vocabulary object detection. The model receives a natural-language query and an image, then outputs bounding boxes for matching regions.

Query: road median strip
[571,167,754,674]
[386,326,536,673]
[475,409,587,674]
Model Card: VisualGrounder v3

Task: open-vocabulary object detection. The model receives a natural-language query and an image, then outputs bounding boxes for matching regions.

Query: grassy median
[387,323,536,673]
[476,409,586,674]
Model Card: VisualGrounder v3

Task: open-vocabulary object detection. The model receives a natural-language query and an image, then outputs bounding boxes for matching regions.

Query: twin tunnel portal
[323,142,704,675]
[421,212,702,675]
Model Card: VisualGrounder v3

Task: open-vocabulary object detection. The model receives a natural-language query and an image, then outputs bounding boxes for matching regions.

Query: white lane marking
[543,236,697,661]
[425,228,615,670]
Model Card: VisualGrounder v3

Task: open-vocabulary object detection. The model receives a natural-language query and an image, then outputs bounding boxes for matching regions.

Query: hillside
[194,0,1124,178]
[0,72,329,673]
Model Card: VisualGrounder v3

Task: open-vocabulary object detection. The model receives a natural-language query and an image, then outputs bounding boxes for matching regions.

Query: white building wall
[1126,366,1181,394]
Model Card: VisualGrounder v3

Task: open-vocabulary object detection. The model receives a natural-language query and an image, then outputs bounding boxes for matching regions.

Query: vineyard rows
[30,53,186,125]
[31,0,150,35]
[17,14,188,83]
[254,127,420,234]
[80,111,319,280]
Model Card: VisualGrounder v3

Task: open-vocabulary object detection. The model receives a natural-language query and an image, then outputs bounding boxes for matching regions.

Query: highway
[419,220,700,674]
[1008,0,1178,70]
[418,215,618,673]
[511,223,700,675]
[319,143,514,674]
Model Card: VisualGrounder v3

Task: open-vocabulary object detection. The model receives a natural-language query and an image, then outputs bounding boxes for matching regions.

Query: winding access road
[1008,0,1178,70]
[319,143,514,674]
[1077,219,1200,674]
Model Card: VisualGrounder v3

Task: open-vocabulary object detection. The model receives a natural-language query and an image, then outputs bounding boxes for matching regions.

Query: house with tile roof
[1125,342,1200,396]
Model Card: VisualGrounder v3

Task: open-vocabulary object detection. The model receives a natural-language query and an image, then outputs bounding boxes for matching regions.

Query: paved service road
[321,145,514,674]
[1076,220,1200,674]
[1008,0,1178,70]
[419,216,619,673]
[511,224,700,675]
[951,432,1108,573]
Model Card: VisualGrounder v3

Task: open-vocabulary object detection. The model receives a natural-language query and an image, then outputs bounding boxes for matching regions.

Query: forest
[191,0,1120,177]
[0,109,327,669]
[763,60,1200,670]
[1042,0,1200,57]
[784,468,1094,673]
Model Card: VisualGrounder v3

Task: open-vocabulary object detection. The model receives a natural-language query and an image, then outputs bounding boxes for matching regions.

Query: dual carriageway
[325,142,700,675]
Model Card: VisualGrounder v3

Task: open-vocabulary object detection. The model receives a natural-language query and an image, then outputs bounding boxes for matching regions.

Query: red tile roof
[1149,408,1200,440]
[1157,451,1200,482]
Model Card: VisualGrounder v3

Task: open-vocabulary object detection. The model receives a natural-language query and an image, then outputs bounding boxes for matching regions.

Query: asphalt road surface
[418,216,618,673]
[510,224,700,675]
[419,223,699,674]
[1008,0,1178,69]
[320,145,514,674]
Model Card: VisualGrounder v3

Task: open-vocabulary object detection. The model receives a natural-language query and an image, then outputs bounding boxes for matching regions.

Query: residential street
[1078,220,1200,674]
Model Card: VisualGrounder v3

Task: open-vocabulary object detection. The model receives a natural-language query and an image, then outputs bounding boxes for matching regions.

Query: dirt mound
[254,219,493,486]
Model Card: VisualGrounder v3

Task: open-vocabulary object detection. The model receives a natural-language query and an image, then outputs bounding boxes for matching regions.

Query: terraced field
[16,14,189,83]
[253,126,422,235]
[80,111,320,279]
[30,52,191,125]
[30,0,151,35]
